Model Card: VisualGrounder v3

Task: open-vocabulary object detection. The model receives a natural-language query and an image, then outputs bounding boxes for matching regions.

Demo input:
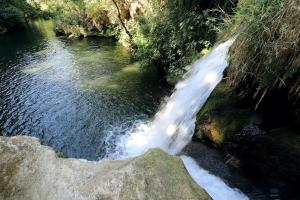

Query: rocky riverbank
[0,136,211,200]
[194,80,300,199]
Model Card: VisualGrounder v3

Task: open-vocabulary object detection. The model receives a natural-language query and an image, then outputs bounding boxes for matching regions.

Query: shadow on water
[0,20,170,160]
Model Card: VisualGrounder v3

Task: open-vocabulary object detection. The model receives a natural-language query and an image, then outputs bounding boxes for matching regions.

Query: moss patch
[196,81,261,145]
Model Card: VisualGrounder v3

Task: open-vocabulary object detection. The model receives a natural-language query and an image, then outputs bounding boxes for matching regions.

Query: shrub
[42,0,132,39]
[222,0,300,107]
[0,0,43,32]
[131,0,236,81]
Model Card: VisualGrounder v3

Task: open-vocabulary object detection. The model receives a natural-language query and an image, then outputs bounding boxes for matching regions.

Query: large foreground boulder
[0,136,211,200]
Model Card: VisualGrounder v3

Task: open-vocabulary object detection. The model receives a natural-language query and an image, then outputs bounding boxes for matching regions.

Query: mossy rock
[196,81,262,145]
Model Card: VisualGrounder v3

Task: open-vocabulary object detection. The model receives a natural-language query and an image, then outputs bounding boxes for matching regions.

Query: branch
[111,0,133,40]
[255,88,268,110]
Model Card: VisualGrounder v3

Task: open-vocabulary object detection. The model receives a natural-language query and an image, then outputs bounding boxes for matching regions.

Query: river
[0,20,169,160]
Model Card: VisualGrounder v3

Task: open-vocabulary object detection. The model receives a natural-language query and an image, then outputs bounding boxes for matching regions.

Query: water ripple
[0,22,167,160]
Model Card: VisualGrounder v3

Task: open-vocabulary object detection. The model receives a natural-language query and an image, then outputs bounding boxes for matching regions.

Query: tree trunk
[111,0,133,40]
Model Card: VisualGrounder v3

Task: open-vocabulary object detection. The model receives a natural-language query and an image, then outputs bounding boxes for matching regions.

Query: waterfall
[109,37,249,200]
[181,156,249,200]
[113,37,236,158]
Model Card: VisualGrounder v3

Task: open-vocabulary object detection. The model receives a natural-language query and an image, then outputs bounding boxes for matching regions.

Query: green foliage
[131,0,236,81]
[222,0,300,104]
[0,0,43,32]
[37,0,129,38]
[0,3,25,31]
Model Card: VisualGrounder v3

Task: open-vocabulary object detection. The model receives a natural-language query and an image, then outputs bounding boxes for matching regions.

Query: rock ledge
[0,136,211,200]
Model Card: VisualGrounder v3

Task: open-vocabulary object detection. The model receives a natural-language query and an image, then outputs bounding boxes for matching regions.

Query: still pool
[0,20,169,160]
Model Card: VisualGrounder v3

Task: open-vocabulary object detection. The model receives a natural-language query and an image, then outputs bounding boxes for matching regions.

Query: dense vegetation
[225,0,300,108]
[0,0,43,33]
[40,0,133,38]
[130,0,237,82]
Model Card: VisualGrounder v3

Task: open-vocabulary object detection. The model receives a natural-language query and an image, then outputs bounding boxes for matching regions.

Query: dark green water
[0,20,168,160]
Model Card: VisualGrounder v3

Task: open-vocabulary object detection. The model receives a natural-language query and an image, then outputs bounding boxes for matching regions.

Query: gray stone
[0,136,211,200]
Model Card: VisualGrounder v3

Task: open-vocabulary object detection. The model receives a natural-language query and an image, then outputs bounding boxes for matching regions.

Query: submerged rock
[0,136,211,200]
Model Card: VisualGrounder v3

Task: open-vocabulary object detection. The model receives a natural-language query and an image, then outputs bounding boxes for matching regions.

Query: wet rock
[182,142,268,200]
[227,127,300,198]
[226,124,265,150]
[195,80,300,198]
[238,124,265,137]
[0,136,211,200]
[195,82,262,145]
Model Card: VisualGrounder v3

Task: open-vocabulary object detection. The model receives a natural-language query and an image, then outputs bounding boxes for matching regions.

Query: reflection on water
[0,20,168,160]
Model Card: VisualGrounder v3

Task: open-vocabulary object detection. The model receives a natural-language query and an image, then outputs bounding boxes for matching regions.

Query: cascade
[113,37,236,158]
[109,37,249,200]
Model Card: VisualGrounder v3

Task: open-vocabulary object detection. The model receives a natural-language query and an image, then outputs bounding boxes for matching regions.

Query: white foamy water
[112,38,236,158]
[108,37,249,199]
[181,156,249,200]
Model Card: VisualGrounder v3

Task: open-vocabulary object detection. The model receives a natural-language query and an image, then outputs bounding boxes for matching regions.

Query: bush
[131,0,236,81]
[222,0,300,107]
[0,0,43,32]
[42,0,132,38]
